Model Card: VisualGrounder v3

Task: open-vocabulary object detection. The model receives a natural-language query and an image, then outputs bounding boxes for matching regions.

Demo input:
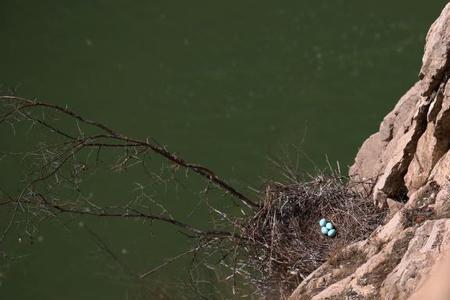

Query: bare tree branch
[0,95,259,208]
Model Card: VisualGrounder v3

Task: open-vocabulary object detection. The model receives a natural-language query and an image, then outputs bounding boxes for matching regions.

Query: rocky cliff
[290,3,450,299]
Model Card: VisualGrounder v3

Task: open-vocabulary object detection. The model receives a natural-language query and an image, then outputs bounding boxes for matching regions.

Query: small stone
[328,229,336,237]
[326,222,334,230]
[321,227,329,235]
[319,218,327,227]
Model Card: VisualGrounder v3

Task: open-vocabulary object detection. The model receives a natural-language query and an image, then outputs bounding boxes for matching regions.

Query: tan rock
[349,83,423,199]
[429,149,450,186]
[387,198,404,219]
[420,3,450,96]
[408,247,450,300]
[435,186,450,218]
[380,219,450,299]
[349,2,450,206]
[404,81,450,195]
[290,3,450,299]
[289,220,450,300]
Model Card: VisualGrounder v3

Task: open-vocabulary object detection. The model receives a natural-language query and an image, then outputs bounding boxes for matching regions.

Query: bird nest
[239,174,386,298]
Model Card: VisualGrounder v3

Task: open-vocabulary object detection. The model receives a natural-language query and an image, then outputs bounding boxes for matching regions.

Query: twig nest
[325,222,334,230]
[327,229,336,237]
[321,227,329,235]
[319,218,327,227]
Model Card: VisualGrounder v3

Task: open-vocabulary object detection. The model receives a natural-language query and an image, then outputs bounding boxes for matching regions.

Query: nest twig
[237,173,386,298]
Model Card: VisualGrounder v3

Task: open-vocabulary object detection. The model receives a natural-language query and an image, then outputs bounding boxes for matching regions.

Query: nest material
[240,174,387,298]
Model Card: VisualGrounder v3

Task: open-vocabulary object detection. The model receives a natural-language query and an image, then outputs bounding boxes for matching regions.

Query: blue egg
[319,218,327,227]
[328,229,336,237]
[321,227,329,235]
[325,222,334,230]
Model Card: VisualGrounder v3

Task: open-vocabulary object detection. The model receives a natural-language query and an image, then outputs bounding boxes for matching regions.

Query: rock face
[290,3,450,300]
[350,2,450,208]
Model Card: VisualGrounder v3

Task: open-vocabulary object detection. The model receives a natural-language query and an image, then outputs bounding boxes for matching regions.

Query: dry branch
[0,95,259,208]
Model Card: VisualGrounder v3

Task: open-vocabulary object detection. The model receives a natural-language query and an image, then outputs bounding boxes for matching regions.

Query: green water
[0,1,447,299]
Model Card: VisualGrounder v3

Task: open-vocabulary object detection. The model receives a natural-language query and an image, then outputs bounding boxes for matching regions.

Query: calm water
[0,1,447,299]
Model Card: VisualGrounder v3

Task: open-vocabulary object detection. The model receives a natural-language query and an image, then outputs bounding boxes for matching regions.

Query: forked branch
[0,95,259,208]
